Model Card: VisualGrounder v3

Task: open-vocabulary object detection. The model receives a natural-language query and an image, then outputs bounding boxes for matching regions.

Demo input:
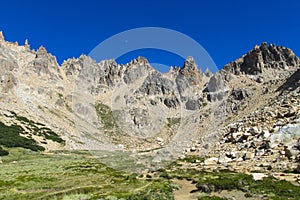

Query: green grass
[195,171,252,191]
[0,148,176,200]
[178,155,205,163]
[0,148,299,199]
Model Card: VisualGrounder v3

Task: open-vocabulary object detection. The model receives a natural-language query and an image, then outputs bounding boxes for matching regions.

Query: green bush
[0,147,9,156]
[0,122,45,152]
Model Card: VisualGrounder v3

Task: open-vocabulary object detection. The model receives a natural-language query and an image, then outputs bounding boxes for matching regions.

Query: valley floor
[0,148,300,200]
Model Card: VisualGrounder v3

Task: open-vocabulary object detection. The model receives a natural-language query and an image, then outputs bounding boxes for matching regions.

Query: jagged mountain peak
[36,46,48,58]
[224,42,300,75]
[204,67,213,77]
[181,56,197,72]
[136,56,149,64]
[177,56,202,86]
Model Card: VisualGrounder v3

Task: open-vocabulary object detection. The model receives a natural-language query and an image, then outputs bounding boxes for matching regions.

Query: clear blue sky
[0,0,299,72]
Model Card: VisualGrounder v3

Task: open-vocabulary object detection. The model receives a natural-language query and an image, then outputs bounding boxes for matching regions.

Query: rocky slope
[0,31,299,172]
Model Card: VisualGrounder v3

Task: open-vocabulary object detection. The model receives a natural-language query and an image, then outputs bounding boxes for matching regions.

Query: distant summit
[224,42,300,75]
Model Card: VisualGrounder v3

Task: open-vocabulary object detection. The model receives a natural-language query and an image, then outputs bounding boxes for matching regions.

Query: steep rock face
[123,56,152,84]
[277,68,300,93]
[32,46,61,79]
[100,59,123,87]
[224,42,300,75]
[185,97,203,110]
[138,71,174,96]
[179,56,202,85]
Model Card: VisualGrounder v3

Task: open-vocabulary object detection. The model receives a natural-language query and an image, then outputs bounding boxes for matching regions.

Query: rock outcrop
[224,42,300,76]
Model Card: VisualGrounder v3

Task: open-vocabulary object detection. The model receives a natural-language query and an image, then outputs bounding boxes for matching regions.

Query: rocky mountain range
[0,31,299,172]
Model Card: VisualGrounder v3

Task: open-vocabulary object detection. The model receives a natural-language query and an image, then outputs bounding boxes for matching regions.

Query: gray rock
[138,71,174,95]
[223,42,300,75]
[296,165,300,173]
[124,57,150,84]
[218,156,232,164]
[269,124,300,148]
[185,98,203,110]
[252,173,267,181]
[196,184,212,193]
[179,56,201,85]
[175,74,189,100]
[230,89,249,100]
[207,73,224,93]
[164,96,180,108]
[204,157,218,165]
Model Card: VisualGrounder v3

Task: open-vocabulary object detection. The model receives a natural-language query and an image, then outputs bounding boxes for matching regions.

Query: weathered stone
[218,156,232,164]
[244,152,255,160]
[204,157,218,165]
[36,46,48,58]
[270,124,300,148]
[252,173,267,181]
[224,42,300,75]
[190,146,196,152]
[284,146,292,158]
[164,97,180,108]
[207,73,224,93]
[196,184,212,193]
[231,88,249,100]
[124,58,150,84]
[156,137,164,143]
[185,98,202,110]
[249,126,260,135]
[296,165,300,173]
[179,56,201,85]
[138,71,174,95]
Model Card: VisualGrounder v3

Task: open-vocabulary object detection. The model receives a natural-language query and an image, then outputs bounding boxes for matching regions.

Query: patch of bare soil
[173,179,199,200]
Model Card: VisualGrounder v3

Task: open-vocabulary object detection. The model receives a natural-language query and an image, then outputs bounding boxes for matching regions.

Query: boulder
[204,157,218,165]
[252,173,267,181]
[269,124,300,148]
[207,73,224,93]
[185,98,202,110]
[218,156,233,164]
[196,184,212,193]
[231,88,249,100]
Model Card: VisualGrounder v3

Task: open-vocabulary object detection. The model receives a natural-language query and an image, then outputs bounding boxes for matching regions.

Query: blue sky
[0,0,299,72]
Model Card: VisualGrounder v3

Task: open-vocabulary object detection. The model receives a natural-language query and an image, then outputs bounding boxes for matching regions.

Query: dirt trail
[173,179,199,200]
[173,179,260,200]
